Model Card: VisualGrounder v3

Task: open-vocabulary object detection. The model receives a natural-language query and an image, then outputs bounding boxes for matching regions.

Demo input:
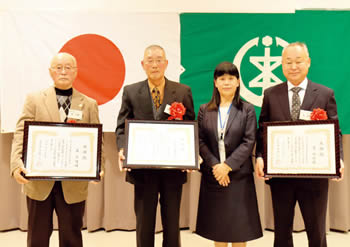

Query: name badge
[164,104,171,114]
[300,110,311,120]
[68,109,83,120]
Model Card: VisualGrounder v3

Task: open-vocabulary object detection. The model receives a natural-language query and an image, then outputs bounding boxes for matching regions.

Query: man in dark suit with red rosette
[115,45,195,247]
[255,42,344,247]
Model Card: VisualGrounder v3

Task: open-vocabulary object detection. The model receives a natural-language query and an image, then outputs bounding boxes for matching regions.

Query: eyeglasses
[51,65,77,72]
[144,59,166,65]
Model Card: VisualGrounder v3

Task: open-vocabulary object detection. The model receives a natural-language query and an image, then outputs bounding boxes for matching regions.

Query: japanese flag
[0,10,180,132]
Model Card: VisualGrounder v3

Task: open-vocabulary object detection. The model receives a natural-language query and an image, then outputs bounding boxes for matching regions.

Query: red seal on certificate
[310,108,328,120]
[167,102,186,120]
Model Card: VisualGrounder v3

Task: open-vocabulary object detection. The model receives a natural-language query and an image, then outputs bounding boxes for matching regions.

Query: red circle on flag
[60,34,125,105]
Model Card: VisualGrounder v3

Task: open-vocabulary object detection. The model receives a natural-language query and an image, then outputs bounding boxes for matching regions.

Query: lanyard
[218,104,232,140]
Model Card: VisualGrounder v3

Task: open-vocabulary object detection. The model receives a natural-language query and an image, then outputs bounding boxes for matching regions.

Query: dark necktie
[152,87,161,110]
[291,87,302,121]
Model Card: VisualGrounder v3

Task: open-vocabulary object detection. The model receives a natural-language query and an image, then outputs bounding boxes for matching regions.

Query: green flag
[180,10,350,134]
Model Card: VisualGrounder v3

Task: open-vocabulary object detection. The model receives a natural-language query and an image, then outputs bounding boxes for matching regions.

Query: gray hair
[282,42,309,58]
[50,52,77,67]
[144,45,166,58]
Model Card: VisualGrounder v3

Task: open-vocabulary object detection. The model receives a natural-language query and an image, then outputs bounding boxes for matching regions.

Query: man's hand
[332,159,345,182]
[182,169,195,173]
[118,149,130,172]
[13,167,29,184]
[90,171,104,185]
[198,155,203,165]
[213,163,231,182]
[255,157,269,180]
[181,155,203,173]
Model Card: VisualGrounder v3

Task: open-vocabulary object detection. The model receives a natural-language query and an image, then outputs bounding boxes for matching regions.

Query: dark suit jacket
[256,80,343,183]
[116,78,195,185]
[198,101,257,180]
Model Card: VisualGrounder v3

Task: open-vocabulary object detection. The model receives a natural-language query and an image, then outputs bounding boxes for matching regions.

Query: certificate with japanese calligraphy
[124,120,199,169]
[262,120,340,178]
[23,121,102,180]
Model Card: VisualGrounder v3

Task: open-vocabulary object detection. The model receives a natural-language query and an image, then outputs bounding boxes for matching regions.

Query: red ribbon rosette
[168,102,186,120]
[310,108,328,120]
[67,119,77,123]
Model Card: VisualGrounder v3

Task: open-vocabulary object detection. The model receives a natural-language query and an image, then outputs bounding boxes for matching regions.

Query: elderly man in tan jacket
[11,52,104,247]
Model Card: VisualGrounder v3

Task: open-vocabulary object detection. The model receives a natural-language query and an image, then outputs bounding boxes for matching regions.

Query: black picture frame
[22,121,102,181]
[124,119,199,170]
[262,119,340,178]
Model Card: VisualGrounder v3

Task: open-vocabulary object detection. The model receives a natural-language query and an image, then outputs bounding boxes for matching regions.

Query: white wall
[1,0,350,12]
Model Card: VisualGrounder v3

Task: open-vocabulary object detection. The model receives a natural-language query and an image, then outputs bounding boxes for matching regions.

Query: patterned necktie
[57,95,72,121]
[291,87,302,121]
[151,87,161,110]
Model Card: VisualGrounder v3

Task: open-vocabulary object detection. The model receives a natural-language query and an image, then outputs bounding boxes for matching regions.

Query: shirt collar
[148,79,165,94]
[287,78,308,91]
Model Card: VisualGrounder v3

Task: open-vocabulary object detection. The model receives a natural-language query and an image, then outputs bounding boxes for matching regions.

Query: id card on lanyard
[218,104,232,140]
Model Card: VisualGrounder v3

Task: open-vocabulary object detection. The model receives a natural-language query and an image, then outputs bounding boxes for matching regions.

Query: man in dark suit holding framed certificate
[255,42,344,247]
[115,45,195,247]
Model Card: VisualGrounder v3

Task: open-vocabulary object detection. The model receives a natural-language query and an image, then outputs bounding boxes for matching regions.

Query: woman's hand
[218,174,230,187]
[213,163,231,182]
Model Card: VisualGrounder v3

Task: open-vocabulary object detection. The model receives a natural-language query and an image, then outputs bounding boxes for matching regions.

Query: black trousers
[134,181,183,247]
[270,178,329,247]
[26,182,85,247]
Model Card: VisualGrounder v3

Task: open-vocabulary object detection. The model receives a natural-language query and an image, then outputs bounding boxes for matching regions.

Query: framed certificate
[124,120,199,169]
[262,119,340,178]
[22,121,102,180]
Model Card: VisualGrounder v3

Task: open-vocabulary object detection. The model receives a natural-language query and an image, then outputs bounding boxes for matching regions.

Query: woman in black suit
[196,62,262,247]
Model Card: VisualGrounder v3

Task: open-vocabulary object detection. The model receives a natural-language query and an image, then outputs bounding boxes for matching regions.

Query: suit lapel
[138,80,154,117]
[207,109,219,141]
[162,79,176,104]
[224,105,238,137]
[158,79,176,119]
[277,82,292,120]
[301,80,318,111]
[43,87,61,122]
[70,89,85,121]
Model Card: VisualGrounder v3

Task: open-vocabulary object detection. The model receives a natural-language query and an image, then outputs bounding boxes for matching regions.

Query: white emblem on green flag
[234,35,288,106]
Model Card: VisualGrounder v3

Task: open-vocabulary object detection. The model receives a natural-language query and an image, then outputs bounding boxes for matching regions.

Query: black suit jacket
[256,80,343,183]
[116,78,195,185]
[198,102,257,181]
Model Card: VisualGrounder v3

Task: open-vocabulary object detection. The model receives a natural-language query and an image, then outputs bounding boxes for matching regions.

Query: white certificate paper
[125,120,198,169]
[23,122,101,179]
[266,122,337,176]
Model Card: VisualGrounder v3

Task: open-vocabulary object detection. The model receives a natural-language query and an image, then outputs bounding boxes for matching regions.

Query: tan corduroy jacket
[10,86,104,204]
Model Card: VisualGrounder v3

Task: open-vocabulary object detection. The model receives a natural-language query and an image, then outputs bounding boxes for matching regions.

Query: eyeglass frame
[143,59,166,65]
[50,65,77,72]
